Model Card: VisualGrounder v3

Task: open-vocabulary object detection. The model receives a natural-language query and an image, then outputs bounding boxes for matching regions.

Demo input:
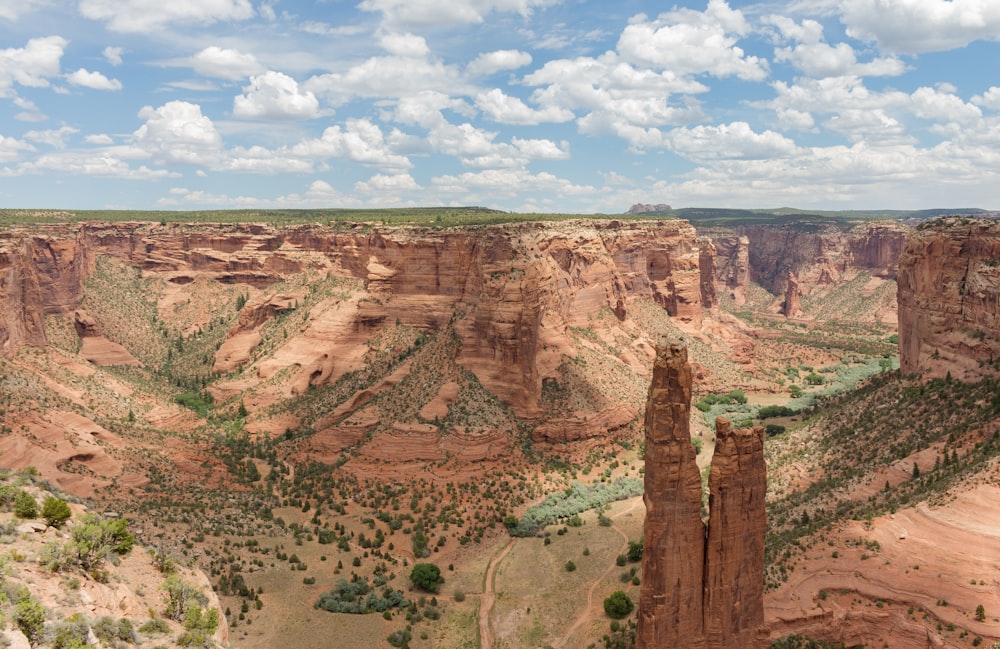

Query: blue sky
[2,0,1000,213]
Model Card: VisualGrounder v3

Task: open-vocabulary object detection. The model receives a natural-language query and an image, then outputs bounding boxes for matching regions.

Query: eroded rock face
[783,272,801,317]
[637,341,767,649]
[706,221,908,309]
[0,219,714,441]
[704,418,769,648]
[897,217,1000,379]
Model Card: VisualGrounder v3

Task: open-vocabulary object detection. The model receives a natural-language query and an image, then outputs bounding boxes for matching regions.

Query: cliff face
[636,341,767,649]
[783,272,801,317]
[897,218,1000,378]
[0,219,713,439]
[706,221,907,311]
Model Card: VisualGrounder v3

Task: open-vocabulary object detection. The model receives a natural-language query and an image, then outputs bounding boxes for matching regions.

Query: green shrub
[410,563,441,593]
[603,591,634,619]
[42,496,72,528]
[315,577,407,614]
[15,597,46,645]
[627,540,643,562]
[14,491,37,519]
[565,561,576,572]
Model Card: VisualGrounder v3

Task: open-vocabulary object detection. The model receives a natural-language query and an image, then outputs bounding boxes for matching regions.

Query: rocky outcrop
[637,341,767,649]
[783,272,801,317]
[73,309,141,366]
[897,217,1000,379]
[629,203,672,214]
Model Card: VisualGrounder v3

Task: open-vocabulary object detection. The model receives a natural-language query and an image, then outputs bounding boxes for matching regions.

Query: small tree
[42,496,72,528]
[14,491,37,519]
[627,540,643,562]
[603,590,634,619]
[410,563,441,593]
[976,604,986,621]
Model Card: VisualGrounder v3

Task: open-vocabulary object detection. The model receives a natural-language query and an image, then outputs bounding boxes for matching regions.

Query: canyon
[0,211,996,649]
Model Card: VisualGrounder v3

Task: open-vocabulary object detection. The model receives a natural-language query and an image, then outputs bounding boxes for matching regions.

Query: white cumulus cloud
[288,118,412,170]
[467,49,532,76]
[233,71,322,120]
[192,46,263,80]
[475,88,573,125]
[0,36,67,94]
[617,0,768,81]
[359,0,559,30]
[103,46,123,66]
[133,100,223,165]
[378,32,430,58]
[79,0,255,33]
[66,68,122,90]
[768,16,905,78]
[842,0,1000,54]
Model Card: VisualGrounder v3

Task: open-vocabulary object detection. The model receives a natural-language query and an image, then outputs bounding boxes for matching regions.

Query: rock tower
[636,340,768,649]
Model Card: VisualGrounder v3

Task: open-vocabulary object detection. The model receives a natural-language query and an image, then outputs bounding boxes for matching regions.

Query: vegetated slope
[764,371,1000,648]
[0,468,226,648]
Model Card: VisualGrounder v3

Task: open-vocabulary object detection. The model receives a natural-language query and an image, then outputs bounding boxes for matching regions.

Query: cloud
[431,168,594,199]
[304,55,468,106]
[24,126,79,148]
[767,16,905,78]
[666,122,798,162]
[79,0,254,33]
[0,134,34,162]
[0,36,67,94]
[355,172,420,194]
[66,68,123,90]
[358,0,559,30]
[617,0,768,81]
[973,87,1000,111]
[103,46,123,66]
[842,0,1000,54]
[233,71,321,120]
[133,100,223,165]
[0,0,50,21]
[394,92,569,167]
[192,46,263,80]
[466,49,532,76]
[85,134,114,144]
[475,88,573,125]
[378,32,430,58]
[288,118,412,170]
[521,48,709,148]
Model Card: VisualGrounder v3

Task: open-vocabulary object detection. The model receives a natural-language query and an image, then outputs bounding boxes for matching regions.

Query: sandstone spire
[783,271,801,317]
[636,341,706,648]
[636,340,768,649]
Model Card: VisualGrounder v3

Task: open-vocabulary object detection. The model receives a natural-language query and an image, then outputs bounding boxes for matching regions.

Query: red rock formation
[637,342,767,649]
[73,309,141,366]
[0,219,715,442]
[783,272,801,317]
[704,418,769,648]
[637,341,705,648]
[897,217,1000,379]
[705,221,908,308]
[698,237,718,309]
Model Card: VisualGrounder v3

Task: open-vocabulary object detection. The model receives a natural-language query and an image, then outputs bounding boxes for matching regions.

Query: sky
[2,0,1000,213]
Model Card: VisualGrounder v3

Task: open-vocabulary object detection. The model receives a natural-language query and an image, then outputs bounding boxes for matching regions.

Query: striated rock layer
[637,341,767,649]
[898,217,1000,379]
[0,219,716,441]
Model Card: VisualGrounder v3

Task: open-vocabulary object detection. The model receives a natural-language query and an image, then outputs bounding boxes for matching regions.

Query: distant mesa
[628,203,673,214]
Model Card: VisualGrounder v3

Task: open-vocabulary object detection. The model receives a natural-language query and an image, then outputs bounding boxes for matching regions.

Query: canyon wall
[705,221,908,300]
[636,340,767,649]
[0,219,714,436]
[897,217,1000,379]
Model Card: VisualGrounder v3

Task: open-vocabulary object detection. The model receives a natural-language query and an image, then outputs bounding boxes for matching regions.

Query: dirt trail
[554,498,641,648]
[479,537,516,649]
